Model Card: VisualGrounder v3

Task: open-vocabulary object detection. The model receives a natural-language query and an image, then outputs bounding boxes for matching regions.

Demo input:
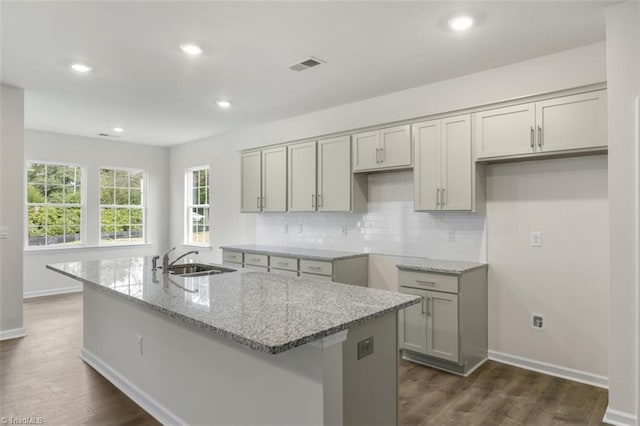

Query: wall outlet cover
[357,336,374,359]
[531,313,545,331]
[446,230,455,243]
[530,231,542,247]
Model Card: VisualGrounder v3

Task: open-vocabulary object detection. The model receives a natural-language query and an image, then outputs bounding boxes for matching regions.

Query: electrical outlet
[136,334,143,355]
[447,230,455,243]
[530,231,542,247]
[357,336,374,360]
[0,226,8,239]
[531,313,545,331]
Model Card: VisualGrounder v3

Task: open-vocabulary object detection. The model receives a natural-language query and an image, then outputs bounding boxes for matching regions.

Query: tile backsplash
[256,201,486,262]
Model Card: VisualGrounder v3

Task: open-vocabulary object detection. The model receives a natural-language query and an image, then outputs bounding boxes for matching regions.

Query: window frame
[24,160,87,250]
[184,165,210,247]
[98,166,147,246]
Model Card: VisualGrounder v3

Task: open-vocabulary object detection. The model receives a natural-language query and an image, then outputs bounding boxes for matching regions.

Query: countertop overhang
[47,257,419,354]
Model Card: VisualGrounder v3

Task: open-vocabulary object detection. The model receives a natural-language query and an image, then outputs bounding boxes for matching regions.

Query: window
[100,168,145,244]
[26,162,83,247]
[185,166,210,245]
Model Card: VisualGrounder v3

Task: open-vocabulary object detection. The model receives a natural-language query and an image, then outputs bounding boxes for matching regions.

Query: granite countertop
[395,257,487,274]
[47,257,419,355]
[220,244,368,261]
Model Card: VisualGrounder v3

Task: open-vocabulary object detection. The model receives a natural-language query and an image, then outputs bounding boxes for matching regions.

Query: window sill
[182,243,213,251]
[24,243,153,254]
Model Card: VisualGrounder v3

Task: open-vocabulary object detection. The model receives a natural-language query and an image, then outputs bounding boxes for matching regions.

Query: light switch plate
[0,226,8,239]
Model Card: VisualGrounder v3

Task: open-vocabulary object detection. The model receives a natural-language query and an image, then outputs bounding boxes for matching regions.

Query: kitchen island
[47,257,419,425]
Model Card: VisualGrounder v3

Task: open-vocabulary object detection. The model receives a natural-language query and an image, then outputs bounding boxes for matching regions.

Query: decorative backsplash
[256,201,486,262]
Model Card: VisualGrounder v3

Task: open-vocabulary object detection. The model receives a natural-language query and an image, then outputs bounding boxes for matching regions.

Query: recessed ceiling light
[180,44,203,55]
[216,100,231,109]
[449,15,474,32]
[113,127,124,133]
[71,63,92,73]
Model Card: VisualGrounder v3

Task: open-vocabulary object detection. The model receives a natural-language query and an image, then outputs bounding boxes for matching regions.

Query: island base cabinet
[398,267,487,376]
[82,285,402,426]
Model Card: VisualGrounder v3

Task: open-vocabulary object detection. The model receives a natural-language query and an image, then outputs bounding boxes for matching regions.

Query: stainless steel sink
[167,263,236,277]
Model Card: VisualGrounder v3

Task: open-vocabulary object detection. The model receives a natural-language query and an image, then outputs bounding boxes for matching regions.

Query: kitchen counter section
[47,257,419,354]
[220,244,368,261]
[395,256,487,274]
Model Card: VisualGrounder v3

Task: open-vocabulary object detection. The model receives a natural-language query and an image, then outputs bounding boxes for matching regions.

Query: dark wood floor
[1,293,607,425]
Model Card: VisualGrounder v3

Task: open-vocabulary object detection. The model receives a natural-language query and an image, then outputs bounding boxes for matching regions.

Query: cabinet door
[240,151,262,212]
[426,291,459,363]
[441,115,472,211]
[413,120,442,211]
[352,130,380,171]
[475,103,535,159]
[380,124,412,168]
[536,90,607,153]
[288,141,317,212]
[318,136,351,212]
[261,147,287,212]
[398,286,428,355]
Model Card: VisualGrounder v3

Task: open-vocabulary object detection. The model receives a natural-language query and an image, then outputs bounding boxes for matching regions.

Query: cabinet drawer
[244,254,269,267]
[270,256,298,271]
[270,268,298,277]
[222,250,243,264]
[300,272,333,282]
[244,265,268,271]
[398,270,458,294]
[300,259,332,276]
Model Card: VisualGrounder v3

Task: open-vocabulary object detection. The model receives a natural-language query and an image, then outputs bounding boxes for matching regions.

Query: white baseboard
[0,327,26,341]
[488,350,609,389]
[603,406,637,426]
[80,348,184,425]
[24,285,82,299]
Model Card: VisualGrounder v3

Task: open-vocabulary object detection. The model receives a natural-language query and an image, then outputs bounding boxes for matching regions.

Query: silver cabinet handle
[308,266,322,270]
[436,188,440,206]
[380,147,384,163]
[530,126,534,149]
[416,280,436,286]
[421,296,426,315]
[375,148,380,164]
[277,262,288,267]
[538,125,543,148]
[311,194,315,208]
[442,188,446,206]
[262,196,265,209]
[427,297,432,316]
[317,194,322,207]
[257,196,260,209]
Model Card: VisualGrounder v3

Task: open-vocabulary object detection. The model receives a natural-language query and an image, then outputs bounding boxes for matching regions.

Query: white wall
[23,130,170,297]
[169,42,606,266]
[0,84,25,339]
[486,156,608,380]
[606,2,640,422]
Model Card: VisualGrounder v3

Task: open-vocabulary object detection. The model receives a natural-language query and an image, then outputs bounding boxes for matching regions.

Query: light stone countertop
[394,257,487,274]
[47,257,419,354]
[220,244,368,261]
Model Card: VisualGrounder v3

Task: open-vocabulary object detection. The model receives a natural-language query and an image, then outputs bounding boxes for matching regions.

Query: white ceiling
[1,1,610,147]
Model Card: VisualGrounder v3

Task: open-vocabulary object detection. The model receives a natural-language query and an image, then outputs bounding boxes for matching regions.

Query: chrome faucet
[161,247,200,273]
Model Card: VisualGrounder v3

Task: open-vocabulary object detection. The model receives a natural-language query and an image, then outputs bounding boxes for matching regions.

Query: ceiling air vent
[289,57,325,72]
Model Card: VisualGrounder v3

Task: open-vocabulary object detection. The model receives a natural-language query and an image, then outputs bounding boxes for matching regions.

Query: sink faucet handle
[151,255,160,270]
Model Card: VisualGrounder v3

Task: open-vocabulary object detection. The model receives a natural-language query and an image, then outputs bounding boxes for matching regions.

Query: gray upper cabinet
[317,136,353,212]
[240,151,262,213]
[288,141,317,212]
[414,115,472,211]
[475,89,607,160]
[353,124,411,172]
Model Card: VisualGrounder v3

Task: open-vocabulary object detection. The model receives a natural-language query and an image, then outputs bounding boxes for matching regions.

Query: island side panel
[342,312,398,426]
[82,285,326,425]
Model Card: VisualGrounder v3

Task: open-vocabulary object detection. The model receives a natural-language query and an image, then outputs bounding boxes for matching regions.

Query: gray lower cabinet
[398,267,487,376]
[222,249,368,286]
